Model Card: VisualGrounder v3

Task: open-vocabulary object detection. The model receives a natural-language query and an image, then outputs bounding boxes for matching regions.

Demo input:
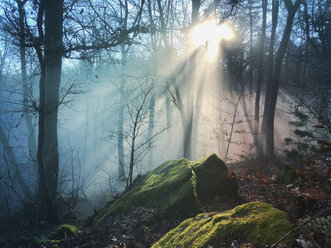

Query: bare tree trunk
[0,123,31,198]
[320,91,329,125]
[147,0,158,49]
[127,135,135,189]
[35,0,63,223]
[184,72,194,159]
[191,0,200,22]
[43,0,63,201]
[83,99,89,166]
[0,1,31,200]
[125,83,153,189]
[260,0,279,154]
[284,48,290,83]
[192,71,206,159]
[165,85,171,129]
[117,46,126,181]
[183,0,200,159]
[37,58,58,223]
[262,0,301,158]
[17,0,37,163]
[254,0,267,153]
[225,89,244,162]
[127,108,139,189]
[117,0,128,181]
[265,0,279,96]
[148,94,155,169]
[302,0,310,83]
[248,0,253,95]
[156,0,170,49]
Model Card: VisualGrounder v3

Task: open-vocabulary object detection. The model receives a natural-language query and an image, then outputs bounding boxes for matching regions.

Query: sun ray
[191,20,234,59]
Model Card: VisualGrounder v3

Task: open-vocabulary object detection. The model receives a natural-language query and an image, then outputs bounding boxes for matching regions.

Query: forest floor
[0,156,330,248]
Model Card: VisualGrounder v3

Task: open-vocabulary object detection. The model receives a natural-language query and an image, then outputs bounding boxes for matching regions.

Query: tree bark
[117,0,129,181]
[157,0,170,49]
[225,89,244,161]
[128,132,135,189]
[17,0,38,164]
[265,0,279,95]
[183,0,200,159]
[262,0,301,158]
[254,0,267,153]
[165,85,171,129]
[43,0,63,200]
[184,64,194,159]
[0,123,31,198]
[37,57,58,224]
[35,0,63,223]
[117,45,127,181]
[248,0,253,95]
[320,91,329,125]
[148,94,155,169]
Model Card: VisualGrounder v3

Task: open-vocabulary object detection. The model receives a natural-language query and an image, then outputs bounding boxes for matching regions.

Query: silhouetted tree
[262,0,302,158]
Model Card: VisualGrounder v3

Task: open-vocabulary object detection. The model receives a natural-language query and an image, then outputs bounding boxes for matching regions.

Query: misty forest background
[0,0,330,224]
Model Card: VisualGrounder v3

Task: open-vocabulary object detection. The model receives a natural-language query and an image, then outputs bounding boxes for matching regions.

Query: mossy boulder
[50,224,79,239]
[194,154,238,200]
[152,202,292,248]
[94,154,238,225]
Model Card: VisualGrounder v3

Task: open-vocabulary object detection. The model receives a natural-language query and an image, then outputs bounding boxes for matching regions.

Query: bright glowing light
[191,20,218,47]
[191,20,234,58]
[219,24,234,40]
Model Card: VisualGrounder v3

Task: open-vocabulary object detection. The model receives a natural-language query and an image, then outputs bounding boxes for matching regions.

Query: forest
[0,0,330,247]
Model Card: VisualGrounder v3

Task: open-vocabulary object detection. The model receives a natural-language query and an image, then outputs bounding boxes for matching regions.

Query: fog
[1,38,297,201]
[0,0,329,221]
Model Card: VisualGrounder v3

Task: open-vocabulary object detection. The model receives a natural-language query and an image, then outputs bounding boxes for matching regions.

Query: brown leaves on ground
[229,156,330,248]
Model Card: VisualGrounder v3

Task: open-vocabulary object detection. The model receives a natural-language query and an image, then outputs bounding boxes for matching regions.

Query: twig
[270,207,331,248]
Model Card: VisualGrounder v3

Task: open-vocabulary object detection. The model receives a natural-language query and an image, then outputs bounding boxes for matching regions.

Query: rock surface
[94,153,238,225]
[152,202,292,248]
[50,224,79,239]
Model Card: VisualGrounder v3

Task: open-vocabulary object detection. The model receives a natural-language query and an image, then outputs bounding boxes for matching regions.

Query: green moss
[50,224,79,239]
[95,158,197,225]
[152,202,292,248]
[94,154,238,225]
[194,154,238,200]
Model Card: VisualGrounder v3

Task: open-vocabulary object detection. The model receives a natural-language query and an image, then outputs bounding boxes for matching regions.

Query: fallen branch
[270,207,331,248]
